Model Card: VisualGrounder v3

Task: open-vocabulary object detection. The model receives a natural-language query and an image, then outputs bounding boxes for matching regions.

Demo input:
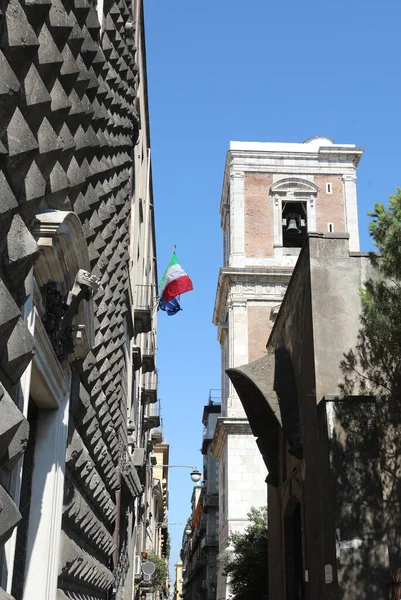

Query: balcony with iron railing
[142,331,156,373]
[142,369,158,404]
[208,389,221,404]
[202,390,221,426]
[132,344,142,371]
[134,284,156,336]
[143,404,161,432]
[201,390,221,452]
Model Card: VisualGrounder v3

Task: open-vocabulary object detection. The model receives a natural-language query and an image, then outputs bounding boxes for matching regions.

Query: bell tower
[212,137,363,600]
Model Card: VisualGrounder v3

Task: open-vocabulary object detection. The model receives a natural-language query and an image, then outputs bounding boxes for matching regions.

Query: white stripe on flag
[160,264,187,293]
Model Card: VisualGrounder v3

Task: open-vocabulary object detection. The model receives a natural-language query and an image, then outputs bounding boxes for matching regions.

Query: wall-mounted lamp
[159,465,201,483]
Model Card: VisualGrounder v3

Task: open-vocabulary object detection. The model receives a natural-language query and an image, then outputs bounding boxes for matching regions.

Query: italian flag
[160,252,193,302]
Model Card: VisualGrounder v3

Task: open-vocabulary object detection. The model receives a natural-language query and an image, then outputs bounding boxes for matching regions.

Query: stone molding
[229,147,363,170]
[30,309,70,409]
[213,267,293,326]
[211,418,252,459]
[270,177,319,194]
[342,173,357,182]
[33,211,90,289]
[23,392,70,600]
[230,170,244,180]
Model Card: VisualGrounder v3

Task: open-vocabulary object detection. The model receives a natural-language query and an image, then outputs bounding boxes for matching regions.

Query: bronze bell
[286,214,301,234]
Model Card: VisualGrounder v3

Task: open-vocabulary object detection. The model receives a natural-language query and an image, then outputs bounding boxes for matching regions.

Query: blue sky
[144,0,401,570]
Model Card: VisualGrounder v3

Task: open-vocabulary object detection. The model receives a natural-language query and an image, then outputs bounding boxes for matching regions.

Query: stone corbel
[42,269,101,361]
[55,269,101,349]
[33,211,100,360]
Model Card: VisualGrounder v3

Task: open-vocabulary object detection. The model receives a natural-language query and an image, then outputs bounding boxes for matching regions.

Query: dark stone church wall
[0,0,142,595]
[323,399,389,600]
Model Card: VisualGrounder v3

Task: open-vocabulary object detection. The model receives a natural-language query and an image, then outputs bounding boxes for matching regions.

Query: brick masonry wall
[315,175,346,234]
[244,173,274,258]
[247,305,273,363]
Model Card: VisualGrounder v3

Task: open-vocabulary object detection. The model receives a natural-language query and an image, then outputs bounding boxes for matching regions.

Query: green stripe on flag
[159,251,179,288]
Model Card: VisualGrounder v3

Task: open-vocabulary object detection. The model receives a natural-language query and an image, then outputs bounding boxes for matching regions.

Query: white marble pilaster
[3,272,36,593]
[273,193,282,247]
[227,297,247,418]
[229,171,245,268]
[308,194,317,231]
[342,174,360,251]
[22,389,70,600]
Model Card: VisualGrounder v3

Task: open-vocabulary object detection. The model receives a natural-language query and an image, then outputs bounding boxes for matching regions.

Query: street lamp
[189,469,201,483]
[184,523,192,536]
[159,465,201,483]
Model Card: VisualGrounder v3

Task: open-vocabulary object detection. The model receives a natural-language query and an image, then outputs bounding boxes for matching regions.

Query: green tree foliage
[219,506,268,600]
[146,552,168,593]
[161,529,171,559]
[340,188,401,406]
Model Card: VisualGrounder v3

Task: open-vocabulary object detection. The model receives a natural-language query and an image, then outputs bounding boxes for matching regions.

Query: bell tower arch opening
[270,177,318,253]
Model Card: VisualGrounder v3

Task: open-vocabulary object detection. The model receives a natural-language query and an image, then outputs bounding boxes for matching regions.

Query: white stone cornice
[211,418,252,458]
[228,150,362,174]
[228,145,363,166]
[213,267,293,325]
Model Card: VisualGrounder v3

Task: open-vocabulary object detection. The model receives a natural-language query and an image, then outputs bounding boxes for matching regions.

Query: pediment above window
[270,177,318,195]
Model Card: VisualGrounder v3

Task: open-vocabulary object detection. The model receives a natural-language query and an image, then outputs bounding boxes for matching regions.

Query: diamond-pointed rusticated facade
[0,0,164,598]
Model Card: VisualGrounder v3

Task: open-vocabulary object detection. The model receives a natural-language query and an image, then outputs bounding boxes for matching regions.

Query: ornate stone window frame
[5,210,93,600]
[270,178,318,249]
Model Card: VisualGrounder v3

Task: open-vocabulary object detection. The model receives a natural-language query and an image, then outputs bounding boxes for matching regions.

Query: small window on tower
[282,201,307,248]
[328,223,334,233]
[326,182,332,194]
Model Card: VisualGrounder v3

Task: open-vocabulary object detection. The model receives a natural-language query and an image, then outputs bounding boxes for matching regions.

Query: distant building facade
[180,392,221,600]
[181,485,203,600]
[0,1,167,599]
[174,561,183,600]
[200,395,220,600]
[212,138,363,599]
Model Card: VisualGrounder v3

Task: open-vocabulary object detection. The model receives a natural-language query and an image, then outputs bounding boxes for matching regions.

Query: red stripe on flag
[162,275,193,302]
